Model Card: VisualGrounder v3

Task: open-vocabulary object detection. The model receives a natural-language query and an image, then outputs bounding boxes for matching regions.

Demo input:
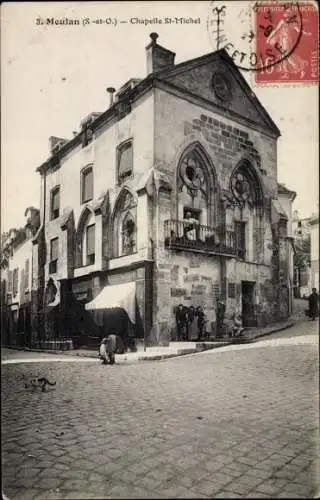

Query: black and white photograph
[1,1,319,499]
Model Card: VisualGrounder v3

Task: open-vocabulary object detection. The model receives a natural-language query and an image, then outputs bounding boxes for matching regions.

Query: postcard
[1,2,319,500]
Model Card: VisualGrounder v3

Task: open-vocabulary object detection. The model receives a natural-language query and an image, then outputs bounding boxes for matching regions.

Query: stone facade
[24,35,295,347]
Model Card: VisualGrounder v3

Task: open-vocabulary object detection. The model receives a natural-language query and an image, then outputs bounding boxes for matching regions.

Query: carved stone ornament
[179,154,206,198]
[231,171,254,208]
[212,72,232,102]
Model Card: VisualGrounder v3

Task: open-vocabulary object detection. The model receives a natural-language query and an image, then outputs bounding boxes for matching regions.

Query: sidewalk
[6,317,301,364]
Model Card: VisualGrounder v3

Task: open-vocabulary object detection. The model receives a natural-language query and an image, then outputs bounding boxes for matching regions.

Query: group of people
[175,298,245,342]
[175,304,207,341]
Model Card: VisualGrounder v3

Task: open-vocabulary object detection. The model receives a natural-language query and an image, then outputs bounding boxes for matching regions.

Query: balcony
[164,220,237,257]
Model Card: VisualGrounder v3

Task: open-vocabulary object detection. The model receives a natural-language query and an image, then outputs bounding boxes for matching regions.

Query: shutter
[50,238,59,261]
[8,270,13,293]
[86,224,95,256]
[25,259,29,290]
[118,143,133,179]
[83,168,93,202]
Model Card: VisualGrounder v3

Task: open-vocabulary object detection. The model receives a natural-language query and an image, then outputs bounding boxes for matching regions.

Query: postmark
[254,2,318,83]
[207,1,309,76]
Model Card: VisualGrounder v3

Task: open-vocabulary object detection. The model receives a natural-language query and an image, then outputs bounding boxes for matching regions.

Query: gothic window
[113,190,136,257]
[75,208,95,268]
[231,171,254,209]
[230,160,263,262]
[8,270,13,294]
[121,213,136,255]
[86,224,95,265]
[230,161,262,210]
[177,148,212,230]
[25,259,29,290]
[179,152,207,199]
[12,268,18,296]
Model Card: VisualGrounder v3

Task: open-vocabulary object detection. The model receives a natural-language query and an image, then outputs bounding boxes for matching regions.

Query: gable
[159,50,280,137]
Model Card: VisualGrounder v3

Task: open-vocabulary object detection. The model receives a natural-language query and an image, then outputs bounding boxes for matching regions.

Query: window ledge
[109,252,141,270]
[74,264,96,278]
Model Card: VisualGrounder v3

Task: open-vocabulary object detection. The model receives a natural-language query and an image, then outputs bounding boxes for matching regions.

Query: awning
[85,282,136,324]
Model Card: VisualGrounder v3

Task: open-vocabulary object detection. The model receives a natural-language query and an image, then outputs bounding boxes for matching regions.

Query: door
[241,281,256,327]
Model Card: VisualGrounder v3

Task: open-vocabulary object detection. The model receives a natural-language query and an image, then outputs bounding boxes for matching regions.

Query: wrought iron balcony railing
[164,220,237,257]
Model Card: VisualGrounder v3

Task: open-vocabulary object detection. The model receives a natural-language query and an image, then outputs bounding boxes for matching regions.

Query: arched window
[75,208,95,267]
[230,160,263,261]
[177,146,215,229]
[112,190,136,257]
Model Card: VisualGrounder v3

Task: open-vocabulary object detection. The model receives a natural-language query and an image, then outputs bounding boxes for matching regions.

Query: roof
[36,44,281,175]
[277,183,297,200]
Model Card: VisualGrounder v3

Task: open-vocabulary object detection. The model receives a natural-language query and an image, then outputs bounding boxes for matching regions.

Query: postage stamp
[254,2,319,84]
[207,1,318,84]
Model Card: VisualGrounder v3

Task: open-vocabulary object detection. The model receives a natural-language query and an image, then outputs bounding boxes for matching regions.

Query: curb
[249,320,298,340]
[2,319,301,362]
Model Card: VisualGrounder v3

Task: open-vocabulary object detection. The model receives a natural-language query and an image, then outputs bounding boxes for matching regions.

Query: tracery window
[75,208,95,268]
[177,150,210,229]
[113,190,136,257]
[229,160,263,261]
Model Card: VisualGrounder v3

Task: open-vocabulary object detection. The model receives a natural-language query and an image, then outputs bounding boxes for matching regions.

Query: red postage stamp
[254,2,318,84]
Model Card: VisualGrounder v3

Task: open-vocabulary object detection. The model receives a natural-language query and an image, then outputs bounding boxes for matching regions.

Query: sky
[1,1,319,233]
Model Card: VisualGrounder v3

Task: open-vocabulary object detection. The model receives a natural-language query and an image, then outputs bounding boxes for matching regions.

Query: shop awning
[85,282,136,324]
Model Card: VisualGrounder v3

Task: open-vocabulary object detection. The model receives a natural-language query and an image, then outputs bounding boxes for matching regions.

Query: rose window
[231,171,254,207]
[180,154,206,196]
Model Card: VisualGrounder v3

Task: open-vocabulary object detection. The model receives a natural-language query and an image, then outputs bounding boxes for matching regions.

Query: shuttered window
[8,270,13,293]
[49,238,59,274]
[118,142,133,181]
[51,186,60,220]
[25,259,29,290]
[13,268,18,296]
[86,224,95,265]
[235,221,246,260]
[81,167,93,203]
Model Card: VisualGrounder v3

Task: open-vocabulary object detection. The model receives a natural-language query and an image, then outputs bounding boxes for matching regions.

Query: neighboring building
[276,183,296,318]
[1,230,33,347]
[310,217,319,291]
[28,34,296,347]
[292,210,314,297]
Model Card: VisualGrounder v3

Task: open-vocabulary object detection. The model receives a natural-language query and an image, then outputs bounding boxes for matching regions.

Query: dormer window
[117,141,133,183]
[50,186,60,220]
[81,165,93,204]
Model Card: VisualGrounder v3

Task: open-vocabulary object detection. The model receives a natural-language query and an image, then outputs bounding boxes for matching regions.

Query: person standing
[187,306,198,341]
[308,288,319,321]
[175,304,187,341]
[216,297,226,338]
[196,306,205,341]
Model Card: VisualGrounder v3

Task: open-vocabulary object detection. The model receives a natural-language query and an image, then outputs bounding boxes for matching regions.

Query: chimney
[146,33,175,75]
[72,131,77,137]
[106,87,116,107]
[49,136,68,155]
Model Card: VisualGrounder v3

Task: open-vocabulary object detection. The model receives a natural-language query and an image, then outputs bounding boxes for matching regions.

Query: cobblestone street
[2,320,319,499]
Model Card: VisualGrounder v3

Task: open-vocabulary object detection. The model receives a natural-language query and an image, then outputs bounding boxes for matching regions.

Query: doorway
[241,281,256,327]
